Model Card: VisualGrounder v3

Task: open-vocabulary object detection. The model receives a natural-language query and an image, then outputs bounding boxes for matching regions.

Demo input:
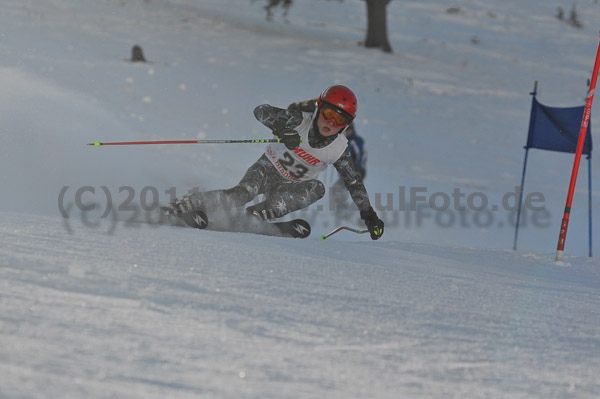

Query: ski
[178,210,209,229]
[167,209,311,239]
[271,218,311,239]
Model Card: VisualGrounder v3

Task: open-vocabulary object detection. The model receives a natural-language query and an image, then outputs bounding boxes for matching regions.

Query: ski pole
[320,226,369,241]
[87,138,281,147]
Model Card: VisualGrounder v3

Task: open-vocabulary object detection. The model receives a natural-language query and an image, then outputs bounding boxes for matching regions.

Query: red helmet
[318,85,357,119]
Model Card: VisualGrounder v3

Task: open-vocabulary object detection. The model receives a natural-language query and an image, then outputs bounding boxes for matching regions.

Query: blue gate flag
[526,97,593,155]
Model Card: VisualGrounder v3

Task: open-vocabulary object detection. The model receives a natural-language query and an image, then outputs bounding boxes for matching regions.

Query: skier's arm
[333,151,371,212]
[287,98,318,113]
[334,151,384,240]
[253,104,304,135]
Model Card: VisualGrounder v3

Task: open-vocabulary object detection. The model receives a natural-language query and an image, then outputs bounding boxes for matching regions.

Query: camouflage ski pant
[188,154,325,218]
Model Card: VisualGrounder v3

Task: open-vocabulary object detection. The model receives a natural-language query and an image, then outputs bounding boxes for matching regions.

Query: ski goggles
[320,103,353,128]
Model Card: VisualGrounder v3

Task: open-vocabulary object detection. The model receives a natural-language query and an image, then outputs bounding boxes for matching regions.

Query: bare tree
[256,0,394,53]
[363,0,393,53]
[263,0,293,20]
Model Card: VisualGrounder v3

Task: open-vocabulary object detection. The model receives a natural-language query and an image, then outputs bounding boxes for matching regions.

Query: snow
[3,212,599,398]
[1,0,599,398]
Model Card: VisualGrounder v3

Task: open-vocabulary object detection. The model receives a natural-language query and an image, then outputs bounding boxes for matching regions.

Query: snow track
[1,213,599,398]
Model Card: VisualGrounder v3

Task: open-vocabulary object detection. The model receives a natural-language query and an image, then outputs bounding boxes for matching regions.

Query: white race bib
[265,113,348,181]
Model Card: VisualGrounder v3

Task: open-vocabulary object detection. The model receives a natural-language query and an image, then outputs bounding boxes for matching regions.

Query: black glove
[360,207,384,240]
[279,128,302,150]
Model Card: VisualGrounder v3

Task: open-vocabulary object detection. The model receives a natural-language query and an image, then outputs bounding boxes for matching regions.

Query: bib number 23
[279,152,308,179]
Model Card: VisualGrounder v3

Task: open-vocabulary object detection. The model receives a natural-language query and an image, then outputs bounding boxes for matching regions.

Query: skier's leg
[184,185,257,213]
[164,155,273,215]
[247,179,325,220]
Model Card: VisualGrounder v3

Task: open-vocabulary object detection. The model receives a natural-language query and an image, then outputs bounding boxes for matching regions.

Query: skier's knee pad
[310,180,326,200]
[242,182,261,197]
[224,185,257,206]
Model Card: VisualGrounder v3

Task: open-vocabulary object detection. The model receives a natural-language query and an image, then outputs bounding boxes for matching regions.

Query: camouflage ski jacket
[254,104,372,212]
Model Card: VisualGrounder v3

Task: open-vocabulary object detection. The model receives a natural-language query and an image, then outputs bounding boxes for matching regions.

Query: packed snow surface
[1,0,599,398]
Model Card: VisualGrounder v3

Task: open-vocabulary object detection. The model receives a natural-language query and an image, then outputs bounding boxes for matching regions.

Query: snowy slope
[1,0,600,398]
[2,212,599,399]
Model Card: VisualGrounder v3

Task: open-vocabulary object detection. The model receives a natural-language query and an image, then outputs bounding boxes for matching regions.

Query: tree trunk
[364,0,392,53]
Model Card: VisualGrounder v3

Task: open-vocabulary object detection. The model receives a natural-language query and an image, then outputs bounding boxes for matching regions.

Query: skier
[343,123,367,180]
[164,85,384,240]
[288,99,367,180]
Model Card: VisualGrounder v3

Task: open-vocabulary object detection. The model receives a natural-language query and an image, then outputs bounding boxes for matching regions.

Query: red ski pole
[88,138,280,147]
[555,32,600,261]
